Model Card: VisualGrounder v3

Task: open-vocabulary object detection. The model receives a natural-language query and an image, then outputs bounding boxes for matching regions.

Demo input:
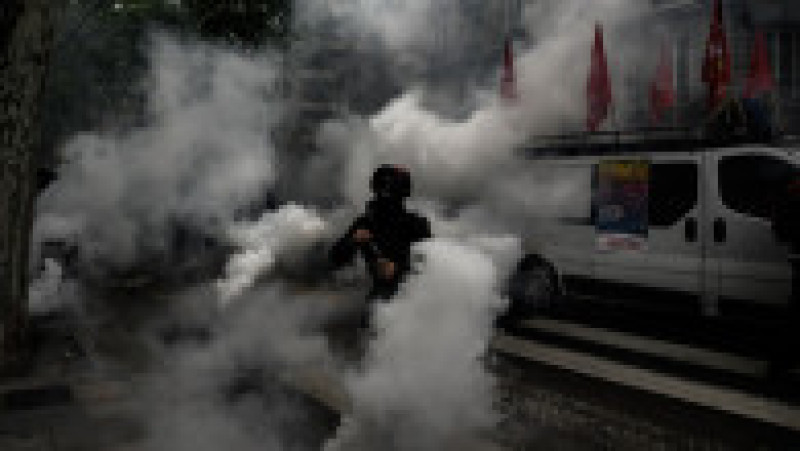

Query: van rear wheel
[507,258,560,317]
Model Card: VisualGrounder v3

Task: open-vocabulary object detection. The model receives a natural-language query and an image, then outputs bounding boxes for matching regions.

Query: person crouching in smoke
[328,164,431,331]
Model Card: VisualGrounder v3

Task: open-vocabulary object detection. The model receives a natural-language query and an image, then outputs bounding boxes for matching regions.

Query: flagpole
[611,37,619,138]
[587,22,613,135]
[672,42,679,129]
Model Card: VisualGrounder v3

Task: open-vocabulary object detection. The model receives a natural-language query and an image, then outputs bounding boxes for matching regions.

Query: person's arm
[328,217,371,271]
[413,214,432,242]
[329,225,357,270]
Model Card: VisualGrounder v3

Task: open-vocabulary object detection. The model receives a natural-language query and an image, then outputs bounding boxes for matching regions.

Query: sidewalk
[0,316,145,451]
[1,368,144,451]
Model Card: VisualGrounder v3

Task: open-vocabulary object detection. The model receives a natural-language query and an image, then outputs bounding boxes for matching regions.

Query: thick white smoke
[34,35,283,274]
[27,258,84,315]
[325,237,520,451]
[310,0,655,208]
[137,285,334,451]
[31,32,338,450]
[216,203,327,305]
[308,0,655,447]
[29,0,666,449]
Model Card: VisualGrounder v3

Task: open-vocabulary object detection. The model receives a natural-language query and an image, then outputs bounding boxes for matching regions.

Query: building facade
[283,1,799,141]
[649,0,800,133]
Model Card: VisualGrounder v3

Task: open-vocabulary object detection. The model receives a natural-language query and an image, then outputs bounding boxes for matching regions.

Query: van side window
[719,154,794,219]
[649,163,698,227]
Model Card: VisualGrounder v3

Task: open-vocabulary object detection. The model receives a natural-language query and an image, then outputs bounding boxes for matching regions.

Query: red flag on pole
[649,41,675,124]
[702,0,731,110]
[501,36,518,100]
[744,30,775,98]
[587,23,612,132]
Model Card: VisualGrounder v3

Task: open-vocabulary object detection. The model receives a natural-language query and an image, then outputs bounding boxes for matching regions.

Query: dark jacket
[329,198,431,299]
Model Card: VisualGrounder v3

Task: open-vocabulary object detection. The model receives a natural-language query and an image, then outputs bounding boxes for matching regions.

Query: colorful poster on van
[595,159,649,251]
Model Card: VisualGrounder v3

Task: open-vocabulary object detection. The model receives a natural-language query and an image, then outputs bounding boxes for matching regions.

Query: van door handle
[684,217,697,242]
[713,218,727,243]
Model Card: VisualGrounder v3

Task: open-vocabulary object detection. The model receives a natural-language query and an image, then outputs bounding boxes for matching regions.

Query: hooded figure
[329,164,431,301]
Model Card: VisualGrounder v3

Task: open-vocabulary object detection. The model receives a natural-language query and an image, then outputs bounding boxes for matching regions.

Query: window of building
[649,162,698,227]
[718,154,795,219]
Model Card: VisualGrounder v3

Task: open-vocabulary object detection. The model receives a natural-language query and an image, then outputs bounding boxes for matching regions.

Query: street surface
[1,286,799,450]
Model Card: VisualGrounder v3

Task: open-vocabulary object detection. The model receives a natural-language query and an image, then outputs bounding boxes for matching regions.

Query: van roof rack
[519,127,793,158]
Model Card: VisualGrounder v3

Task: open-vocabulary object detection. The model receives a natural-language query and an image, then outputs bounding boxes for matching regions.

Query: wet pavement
[0,286,337,451]
[0,374,141,450]
[491,354,800,451]
[3,285,798,450]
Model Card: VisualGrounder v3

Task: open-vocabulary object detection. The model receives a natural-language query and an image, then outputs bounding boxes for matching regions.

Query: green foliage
[181,0,293,47]
[105,0,293,47]
[41,0,294,165]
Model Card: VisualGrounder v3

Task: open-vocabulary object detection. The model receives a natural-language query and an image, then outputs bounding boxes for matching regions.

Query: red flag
[649,41,675,124]
[501,37,518,100]
[587,23,612,132]
[744,30,775,98]
[702,0,731,109]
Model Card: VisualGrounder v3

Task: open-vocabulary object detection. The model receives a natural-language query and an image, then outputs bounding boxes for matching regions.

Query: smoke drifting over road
[28,0,665,449]
[325,237,519,450]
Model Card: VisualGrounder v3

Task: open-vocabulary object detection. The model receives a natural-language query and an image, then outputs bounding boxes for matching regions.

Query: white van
[508,134,799,319]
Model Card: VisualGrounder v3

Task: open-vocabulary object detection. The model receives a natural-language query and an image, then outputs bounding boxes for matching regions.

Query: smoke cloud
[32,32,336,450]
[216,203,327,305]
[34,35,284,274]
[28,0,670,449]
[137,284,334,451]
[307,0,658,446]
[27,258,84,315]
[309,0,656,211]
[325,237,519,450]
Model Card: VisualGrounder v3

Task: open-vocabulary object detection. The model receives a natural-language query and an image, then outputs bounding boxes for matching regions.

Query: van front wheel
[507,258,560,316]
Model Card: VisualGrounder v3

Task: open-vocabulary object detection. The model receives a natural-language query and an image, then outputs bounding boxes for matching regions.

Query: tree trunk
[0,0,55,370]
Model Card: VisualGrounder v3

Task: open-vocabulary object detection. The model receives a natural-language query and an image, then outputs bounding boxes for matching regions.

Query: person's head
[370,164,411,201]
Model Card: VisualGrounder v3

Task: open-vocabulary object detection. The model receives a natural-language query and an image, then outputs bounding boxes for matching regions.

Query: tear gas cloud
[309,0,658,211]
[138,285,334,451]
[325,237,520,451]
[34,36,283,273]
[32,34,338,450]
[28,258,83,315]
[217,204,327,305]
[30,0,666,449]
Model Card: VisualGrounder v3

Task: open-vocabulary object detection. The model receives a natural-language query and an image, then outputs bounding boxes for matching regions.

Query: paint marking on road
[519,318,768,377]
[491,334,800,432]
